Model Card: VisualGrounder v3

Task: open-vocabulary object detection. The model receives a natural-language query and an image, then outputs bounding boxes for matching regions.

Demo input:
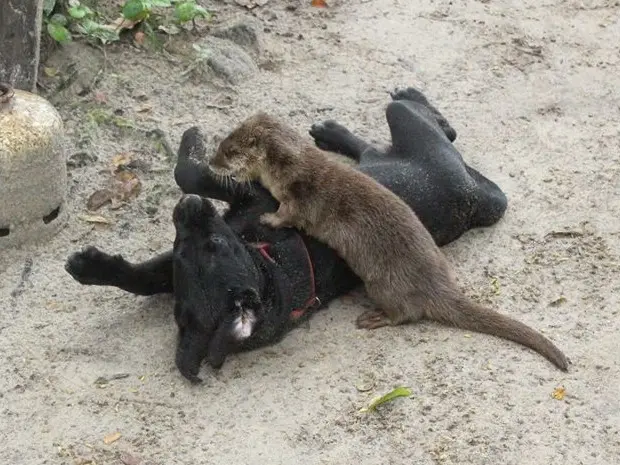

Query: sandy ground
[1,0,619,464]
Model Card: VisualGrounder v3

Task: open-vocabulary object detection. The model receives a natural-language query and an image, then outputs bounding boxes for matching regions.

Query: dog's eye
[206,235,226,252]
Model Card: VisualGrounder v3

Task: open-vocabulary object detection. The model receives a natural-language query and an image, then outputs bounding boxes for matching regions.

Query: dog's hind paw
[65,246,125,286]
[309,120,354,153]
[390,87,430,104]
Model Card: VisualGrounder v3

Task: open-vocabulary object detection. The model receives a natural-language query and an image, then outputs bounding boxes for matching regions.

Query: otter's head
[209,113,273,182]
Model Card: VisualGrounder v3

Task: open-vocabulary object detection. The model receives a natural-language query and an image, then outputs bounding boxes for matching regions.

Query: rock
[234,0,270,9]
[191,37,259,85]
[212,17,263,54]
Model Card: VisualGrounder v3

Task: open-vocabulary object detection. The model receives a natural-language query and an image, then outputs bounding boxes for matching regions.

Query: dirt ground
[1,0,619,464]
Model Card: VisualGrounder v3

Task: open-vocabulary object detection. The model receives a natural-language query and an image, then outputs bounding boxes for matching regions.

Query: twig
[11,257,33,298]
[545,230,584,239]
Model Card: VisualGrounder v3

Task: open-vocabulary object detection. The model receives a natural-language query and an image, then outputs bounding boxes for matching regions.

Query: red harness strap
[251,236,320,321]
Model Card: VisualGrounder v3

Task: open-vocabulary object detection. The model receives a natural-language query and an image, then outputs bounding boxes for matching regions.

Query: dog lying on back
[208,112,569,371]
[66,88,510,381]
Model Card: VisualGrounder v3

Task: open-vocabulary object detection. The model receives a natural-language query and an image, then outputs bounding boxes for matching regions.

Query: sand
[1,1,619,464]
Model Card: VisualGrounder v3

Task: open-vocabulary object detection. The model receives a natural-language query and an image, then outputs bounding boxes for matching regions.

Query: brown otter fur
[209,112,569,371]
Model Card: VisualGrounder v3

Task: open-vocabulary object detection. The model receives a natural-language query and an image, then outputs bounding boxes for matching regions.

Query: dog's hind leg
[390,87,457,142]
[309,120,378,161]
[175,126,251,203]
[65,247,174,295]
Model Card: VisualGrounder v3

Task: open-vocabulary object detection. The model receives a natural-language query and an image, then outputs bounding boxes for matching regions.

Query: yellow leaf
[111,152,133,169]
[103,432,121,444]
[44,67,58,77]
[359,386,412,413]
[552,386,565,400]
[78,214,113,225]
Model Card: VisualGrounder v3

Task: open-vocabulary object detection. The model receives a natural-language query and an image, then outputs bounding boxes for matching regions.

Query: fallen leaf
[311,0,328,7]
[43,67,58,77]
[87,189,113,211]
[108,16,140,32]
[93,91,107,104]
[552,386,565,400]
[158,24,181,35]
[94,376,109,388]
[134,31,146,46]
[549,296,567,307]
[490,276,500,294]
[112,152,134,169]
[114,170,142,202]
[74,458,95,465]
[79,214,113,225]
[355,374,376,392]
[103,432,121,444]
[359,386,412,413]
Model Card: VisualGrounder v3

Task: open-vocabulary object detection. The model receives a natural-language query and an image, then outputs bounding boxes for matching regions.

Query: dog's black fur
[66,88,508,382]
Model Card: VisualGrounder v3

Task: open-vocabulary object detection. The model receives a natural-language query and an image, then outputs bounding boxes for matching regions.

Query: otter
[208,112,569,371]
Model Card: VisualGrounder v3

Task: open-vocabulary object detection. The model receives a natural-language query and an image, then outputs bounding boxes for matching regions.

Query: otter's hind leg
[357,285,426,329]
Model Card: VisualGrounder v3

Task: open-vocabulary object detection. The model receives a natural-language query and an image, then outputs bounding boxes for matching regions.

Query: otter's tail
[427,294,569,371]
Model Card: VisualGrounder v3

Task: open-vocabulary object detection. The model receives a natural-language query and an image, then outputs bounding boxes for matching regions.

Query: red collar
[251,235,321,321]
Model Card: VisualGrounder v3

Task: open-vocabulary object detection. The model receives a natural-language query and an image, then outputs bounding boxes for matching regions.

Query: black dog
[66,88,508,382]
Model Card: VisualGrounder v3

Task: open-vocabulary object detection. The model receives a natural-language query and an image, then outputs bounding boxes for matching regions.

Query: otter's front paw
[260,213,291,229]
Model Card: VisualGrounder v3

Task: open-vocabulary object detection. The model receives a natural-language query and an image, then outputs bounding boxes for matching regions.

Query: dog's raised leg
[309,120,375,161]
[174,126,252,204]
[65,247,174,295]
[390,87,457,142]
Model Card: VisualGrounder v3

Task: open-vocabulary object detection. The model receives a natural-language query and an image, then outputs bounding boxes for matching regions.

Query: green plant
[43,0,211,46]
[173,1,210,24]
[43,0,120,45]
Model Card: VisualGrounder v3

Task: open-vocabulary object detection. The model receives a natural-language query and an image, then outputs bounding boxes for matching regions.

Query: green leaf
[43,0,57,17]
[68,5,93,19]
[151,0,173,6]
[122,0,149,21]
[359,386,412,413]
[76,20,121,44]
[174,1,209,23]
[47,22,72,43]
[49,13,68,26]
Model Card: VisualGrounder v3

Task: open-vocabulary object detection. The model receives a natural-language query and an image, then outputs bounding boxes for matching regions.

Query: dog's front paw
[309,120,353,152]
[65,246,125,286]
